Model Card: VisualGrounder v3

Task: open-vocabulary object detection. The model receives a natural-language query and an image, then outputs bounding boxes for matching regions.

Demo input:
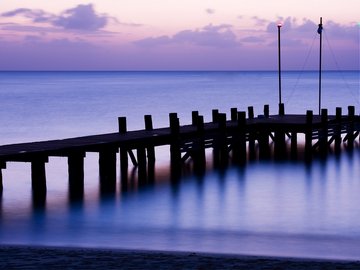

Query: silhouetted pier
[0,104,359,201]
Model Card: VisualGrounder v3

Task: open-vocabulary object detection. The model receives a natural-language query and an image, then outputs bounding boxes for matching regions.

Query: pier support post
[31,157,48,204]
[231,108,238,121]
[291,132,297,159]
[170,113,181,179]
[345,106,355,149]
[192,111,199,125]
[193,115,206,174]
[99,148,117,193]
[118,117,129,182]
[0,162,4,193]
[137,147,147,184]
[305,110,313,160]
[258,129,270,159]
[68,152,85,200]
[232,111,247,164]
[145,115,155,182]
[279,103,285,116]
[319,108,328,156]
[264,104,270,118]
[212,109,219,123]
[218,113,228,168]
[248,106,254,120]
[334,107,342,153]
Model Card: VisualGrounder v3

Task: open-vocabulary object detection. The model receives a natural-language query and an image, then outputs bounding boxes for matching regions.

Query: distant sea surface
[0,71,359,260]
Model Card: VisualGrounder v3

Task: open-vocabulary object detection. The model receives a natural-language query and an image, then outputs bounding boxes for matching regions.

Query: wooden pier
[0,104,359,200]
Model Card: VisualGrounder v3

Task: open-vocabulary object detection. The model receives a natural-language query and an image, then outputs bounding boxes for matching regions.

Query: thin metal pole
[277,24,282,105]
[318,17,323,115]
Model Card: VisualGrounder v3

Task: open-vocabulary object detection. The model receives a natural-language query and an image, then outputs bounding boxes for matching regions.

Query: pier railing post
[305,110,313,160]
[248,106,254,120]
[218,113,228,168]
[247,106,256,160]
[212,109,219,123]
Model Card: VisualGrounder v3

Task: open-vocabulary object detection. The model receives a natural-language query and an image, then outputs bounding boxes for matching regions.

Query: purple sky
[0,3,358,70]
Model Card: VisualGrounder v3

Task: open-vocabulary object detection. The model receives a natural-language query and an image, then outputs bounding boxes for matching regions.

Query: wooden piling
[0,162,4,192]
[169,113,181,178]
[279,103,285,116]
[231,108,238,121]
[319,108,328,155]
[248,106,254,119]
[264,104,269,118]
[99,148,117,193]
[118,117,129,181]
[212,109,219,123]
[346,106,355,148]
[193,115,206,174]
[31,157,47,197]
[291,131,297,159]
[334,107,342,152]
[145,115,155,164]
[68,152,85,200]
[305,110,313,159]
[192,111,199,125]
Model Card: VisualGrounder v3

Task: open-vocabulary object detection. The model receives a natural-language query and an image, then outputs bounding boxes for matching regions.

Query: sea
[0,71,359,260]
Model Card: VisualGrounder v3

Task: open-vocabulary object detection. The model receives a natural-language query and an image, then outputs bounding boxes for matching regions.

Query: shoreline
[1,245,360,269]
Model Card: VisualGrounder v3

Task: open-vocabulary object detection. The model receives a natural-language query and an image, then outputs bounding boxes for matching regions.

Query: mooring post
[137,147,147,184]
[31,157,48,198]
[231,108,238,121]
[68,151,85,200]
[169,113,181,178]
[279,103,285,116]
[346,106,355,148]
[264,104,270,118]
[99,148,117,193]
[305,110,313,159]
[192,111,199,125]
[319,108,328,155]
[193,115,206,174]
[334,107,342,152]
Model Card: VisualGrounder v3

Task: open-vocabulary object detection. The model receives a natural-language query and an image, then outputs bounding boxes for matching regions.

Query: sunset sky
[0,0,359,70]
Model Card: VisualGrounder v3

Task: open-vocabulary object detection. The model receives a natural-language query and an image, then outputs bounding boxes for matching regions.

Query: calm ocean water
[0,71,359,259]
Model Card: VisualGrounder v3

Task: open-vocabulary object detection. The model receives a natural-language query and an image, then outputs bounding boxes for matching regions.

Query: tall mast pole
[318,17,323,115]
[277,23,282,106]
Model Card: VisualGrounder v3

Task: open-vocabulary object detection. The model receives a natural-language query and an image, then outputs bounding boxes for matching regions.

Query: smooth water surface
[0,71,359,259]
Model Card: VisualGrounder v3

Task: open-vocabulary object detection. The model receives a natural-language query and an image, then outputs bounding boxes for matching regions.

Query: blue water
[0,71,359,259]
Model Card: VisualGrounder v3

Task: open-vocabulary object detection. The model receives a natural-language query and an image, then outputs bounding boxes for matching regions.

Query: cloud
[241,36,266,43]
[135,24,240,48]
[252,16,268,26]
[205,8,215,15]
[53,4,107,31]
[1,4,111,32]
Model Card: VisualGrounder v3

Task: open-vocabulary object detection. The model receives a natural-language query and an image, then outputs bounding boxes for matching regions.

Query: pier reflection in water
[1,147,360,259]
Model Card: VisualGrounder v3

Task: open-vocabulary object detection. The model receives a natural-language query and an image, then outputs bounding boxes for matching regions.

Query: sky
[0,0,359,70]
